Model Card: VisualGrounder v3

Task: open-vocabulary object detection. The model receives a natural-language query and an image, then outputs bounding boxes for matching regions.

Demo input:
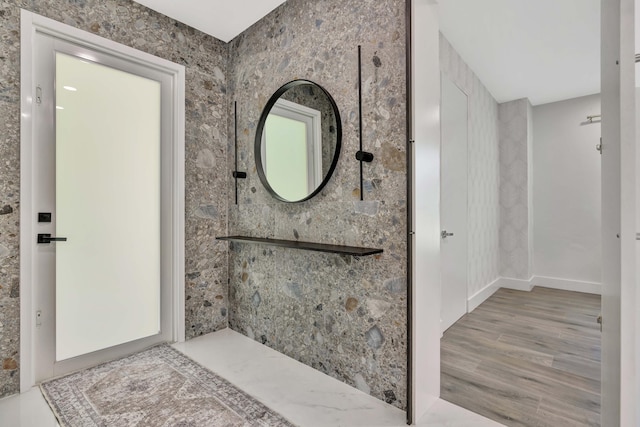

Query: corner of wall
[526,99,534,277]
[467,278,500,312]
[498,98,534,281]
[225,0,409,411]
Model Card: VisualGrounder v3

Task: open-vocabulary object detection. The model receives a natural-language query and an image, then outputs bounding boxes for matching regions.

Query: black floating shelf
[216,236,383,257]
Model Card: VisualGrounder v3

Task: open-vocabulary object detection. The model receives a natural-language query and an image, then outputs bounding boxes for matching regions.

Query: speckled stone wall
[226,0,408,409]
[0,0,229,397]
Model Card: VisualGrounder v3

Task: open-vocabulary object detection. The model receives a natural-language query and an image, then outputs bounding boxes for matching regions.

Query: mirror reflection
[255,80,341,203]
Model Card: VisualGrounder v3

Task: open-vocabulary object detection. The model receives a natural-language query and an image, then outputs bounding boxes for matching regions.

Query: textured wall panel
[498,99,533,280]
[227,0,408,409]
[439,35,501,298]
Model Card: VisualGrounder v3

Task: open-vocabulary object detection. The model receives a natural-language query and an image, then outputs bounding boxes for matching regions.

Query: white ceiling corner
[132,0,286,43]
[439,0,601,105]
[133,0,601,106]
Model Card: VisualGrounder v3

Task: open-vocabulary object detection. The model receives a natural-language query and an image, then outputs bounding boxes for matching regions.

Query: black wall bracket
[355,151,374,163]
[232,101,247,204]
[233,171,247,179]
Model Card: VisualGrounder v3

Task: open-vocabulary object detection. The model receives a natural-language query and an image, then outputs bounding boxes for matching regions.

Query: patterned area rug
[40,344,296,427]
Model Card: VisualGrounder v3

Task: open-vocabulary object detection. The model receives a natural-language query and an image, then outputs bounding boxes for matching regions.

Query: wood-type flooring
[441,287,601,427]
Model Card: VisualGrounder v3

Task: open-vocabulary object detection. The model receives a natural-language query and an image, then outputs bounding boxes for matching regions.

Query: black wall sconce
[357,45,375,201]
[233,101,247,204]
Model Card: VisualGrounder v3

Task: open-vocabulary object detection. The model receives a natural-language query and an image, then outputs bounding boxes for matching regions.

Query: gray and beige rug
[40,344,296,427]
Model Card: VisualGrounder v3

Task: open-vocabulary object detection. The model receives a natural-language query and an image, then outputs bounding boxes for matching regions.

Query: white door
[440,75,468,333]
[28,27,181,384]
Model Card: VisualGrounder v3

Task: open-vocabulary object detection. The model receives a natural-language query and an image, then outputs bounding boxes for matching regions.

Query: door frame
[410,0,638,424]
[19,9,186,392]
[409,0,442,422]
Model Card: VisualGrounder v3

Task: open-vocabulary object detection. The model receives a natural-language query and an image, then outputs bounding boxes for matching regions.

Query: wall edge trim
[467,278,501,312]
[531,275,602,295]
[496,275,602,295]
[497,276,535,291]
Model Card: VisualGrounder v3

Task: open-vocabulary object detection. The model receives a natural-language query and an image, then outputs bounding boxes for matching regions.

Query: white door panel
[32,32,173,382]
[440,75,468,333]
[54,52,162,361]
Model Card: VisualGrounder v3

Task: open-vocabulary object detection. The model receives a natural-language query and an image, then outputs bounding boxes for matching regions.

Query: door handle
[441,230,454,239]
[37,234,68,244]
[597,314,602,332]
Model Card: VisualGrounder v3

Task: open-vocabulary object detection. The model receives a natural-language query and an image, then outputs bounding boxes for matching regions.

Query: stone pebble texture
[0,0,409,410]
[227,0,408,409]
[0,0,229,397]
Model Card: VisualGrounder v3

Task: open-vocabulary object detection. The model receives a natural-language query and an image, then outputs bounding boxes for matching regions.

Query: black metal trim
[358,45,365,201]
[37,234,67,244]
[405,0,414,424]
[233,101,247,204]
[216,235,383,257]
[254,79,342,203]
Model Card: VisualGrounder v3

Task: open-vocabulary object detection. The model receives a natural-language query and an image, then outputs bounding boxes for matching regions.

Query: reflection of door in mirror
[262,98,322,201]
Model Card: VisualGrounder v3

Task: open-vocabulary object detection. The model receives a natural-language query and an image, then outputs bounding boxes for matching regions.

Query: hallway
[441,287,601,426]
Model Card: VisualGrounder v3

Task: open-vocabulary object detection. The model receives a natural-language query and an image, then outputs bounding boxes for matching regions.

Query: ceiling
[439,0,601,105]
[133,0,601,106]
[132,0,286,43]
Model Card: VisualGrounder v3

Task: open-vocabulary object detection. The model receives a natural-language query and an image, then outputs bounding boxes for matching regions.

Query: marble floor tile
[0,387,59,427]
[416,400,505,426]
[0,328,501,426]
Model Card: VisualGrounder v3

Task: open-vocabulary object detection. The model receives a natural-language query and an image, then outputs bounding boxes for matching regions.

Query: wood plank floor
[440,287,601,427]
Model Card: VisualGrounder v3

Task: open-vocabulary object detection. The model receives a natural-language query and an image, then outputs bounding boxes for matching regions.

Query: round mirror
[255,79,342,203]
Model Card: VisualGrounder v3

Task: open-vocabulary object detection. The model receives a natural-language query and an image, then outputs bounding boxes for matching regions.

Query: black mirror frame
[255,79,342,203]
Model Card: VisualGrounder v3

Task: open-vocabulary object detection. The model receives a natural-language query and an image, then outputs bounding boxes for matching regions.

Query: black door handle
[37,234,68,244]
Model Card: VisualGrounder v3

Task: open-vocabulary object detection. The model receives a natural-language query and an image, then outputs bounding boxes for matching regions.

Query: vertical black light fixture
[356,45,374,201]
[232,101,247,205]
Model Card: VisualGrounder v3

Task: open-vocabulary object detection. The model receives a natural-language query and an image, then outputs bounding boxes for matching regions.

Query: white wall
[532,94,602,287]
[440,35,501,301]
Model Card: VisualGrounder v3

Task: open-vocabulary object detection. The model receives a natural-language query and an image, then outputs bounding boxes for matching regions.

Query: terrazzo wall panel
[226,0,408,409]
[498,98,534,280]
[439,35,501,298]
[0,0,229,397]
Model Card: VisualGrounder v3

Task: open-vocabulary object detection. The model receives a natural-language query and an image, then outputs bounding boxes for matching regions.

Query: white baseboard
[462,276,603,315]
[498,277,535,292]
[467,278,501,312]
[531,276,602,295]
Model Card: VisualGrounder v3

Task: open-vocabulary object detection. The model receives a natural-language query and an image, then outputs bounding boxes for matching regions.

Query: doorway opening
[436,2,603,425]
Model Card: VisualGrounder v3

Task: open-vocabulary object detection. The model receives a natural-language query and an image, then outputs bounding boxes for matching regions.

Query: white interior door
[440,75,468,333]
[30,31,176,383]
